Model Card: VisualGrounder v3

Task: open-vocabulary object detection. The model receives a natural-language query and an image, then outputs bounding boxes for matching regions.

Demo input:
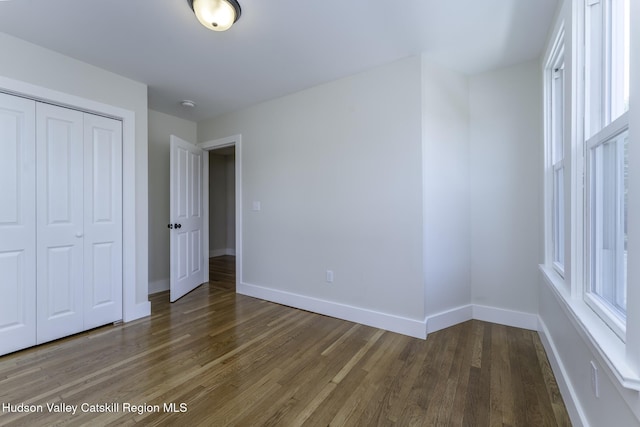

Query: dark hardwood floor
[0,256,571,426]
[209,255,236,291]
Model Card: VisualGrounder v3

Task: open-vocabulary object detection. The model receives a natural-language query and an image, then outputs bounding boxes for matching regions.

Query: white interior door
[170,135,205,302]
[83,113,123,329]
[0,93,37,355]
[36,103,84,344]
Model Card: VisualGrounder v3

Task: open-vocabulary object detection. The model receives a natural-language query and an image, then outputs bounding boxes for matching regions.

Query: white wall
[0,32,150,313]
[226,154,236,252]
[208,152,235,256]
[226,154,236,255]
[198,56,425,329]
[209,153,227,253]
[469,60,542,315]
[148,109,197,293]
[421,58,472,322]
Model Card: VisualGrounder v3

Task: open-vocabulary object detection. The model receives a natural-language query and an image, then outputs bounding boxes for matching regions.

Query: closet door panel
[83,114,122,329]
[36,103,84,344]
[0,93,36,355]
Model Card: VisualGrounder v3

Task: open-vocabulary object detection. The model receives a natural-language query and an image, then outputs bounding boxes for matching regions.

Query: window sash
[585,117,628,338]
[585,0,605,137]
[585,0,630,138]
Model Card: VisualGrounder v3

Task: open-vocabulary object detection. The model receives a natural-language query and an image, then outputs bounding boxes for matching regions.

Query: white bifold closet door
[0,93,37,355]
[36,103,85,342]
[81,113,123,330]
[35,103,123,344]
[0,94,122,353]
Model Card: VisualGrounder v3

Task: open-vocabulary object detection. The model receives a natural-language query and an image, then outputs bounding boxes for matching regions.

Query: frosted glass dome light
[188,0,241,32]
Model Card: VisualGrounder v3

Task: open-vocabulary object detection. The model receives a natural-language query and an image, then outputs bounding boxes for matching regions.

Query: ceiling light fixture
[181,100,196,108]
[187,0,241,32]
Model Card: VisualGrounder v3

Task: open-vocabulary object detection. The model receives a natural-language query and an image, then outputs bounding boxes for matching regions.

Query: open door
[169,135,205,302]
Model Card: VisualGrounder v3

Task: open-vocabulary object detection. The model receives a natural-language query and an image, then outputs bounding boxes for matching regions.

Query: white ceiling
[0,0,557,122]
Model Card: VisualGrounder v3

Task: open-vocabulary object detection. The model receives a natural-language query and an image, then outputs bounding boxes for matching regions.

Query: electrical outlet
[590,360,599,398]
[325,270,334,283]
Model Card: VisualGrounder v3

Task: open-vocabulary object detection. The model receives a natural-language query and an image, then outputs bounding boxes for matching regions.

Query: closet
[0,92,123,356]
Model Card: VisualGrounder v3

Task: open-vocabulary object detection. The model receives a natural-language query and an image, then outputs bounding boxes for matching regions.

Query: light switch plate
[326,270,334,283]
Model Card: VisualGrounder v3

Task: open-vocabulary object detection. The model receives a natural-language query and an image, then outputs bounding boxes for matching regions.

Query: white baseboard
[209,248,236,257]
[472,304,539,331]
[237,282,550,340]
[425,304,538,334]
[148,278,169,294]
[237,282,427,339]
[538,318,588,427]
[426,305,473,334]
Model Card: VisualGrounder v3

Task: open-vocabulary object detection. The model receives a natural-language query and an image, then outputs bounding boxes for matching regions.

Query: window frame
[544,25,567,280]
[584,113,628,339]
[583,0,629,339]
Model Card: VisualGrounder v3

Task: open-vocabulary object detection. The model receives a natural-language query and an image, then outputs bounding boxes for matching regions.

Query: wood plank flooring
[0,256,571,426]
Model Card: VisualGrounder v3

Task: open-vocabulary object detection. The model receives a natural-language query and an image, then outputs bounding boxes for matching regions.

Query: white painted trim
[200,134,243,290]
[237,282,427,339]
[149,279,170,295]
[425,304,539,334]
[209,248,236,258]
[203,151,209,287]
[238,282,545,339]
[209,249,226,258]
[538,318,588,427]
[0,75,149,324]
[426,305,473,334]
[236,279,552,340]
[201,134,239,149]
[472,305,539,331]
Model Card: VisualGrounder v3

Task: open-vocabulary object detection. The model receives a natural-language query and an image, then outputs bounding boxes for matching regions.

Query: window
[546,31,566,276]
[586,122,628,332]
[542,0,639,390]
[584,0,629,337]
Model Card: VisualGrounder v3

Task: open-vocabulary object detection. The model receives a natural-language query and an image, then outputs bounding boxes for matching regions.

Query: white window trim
[544,23,567,280]
[552,62,566,277]
[570,0,586,300]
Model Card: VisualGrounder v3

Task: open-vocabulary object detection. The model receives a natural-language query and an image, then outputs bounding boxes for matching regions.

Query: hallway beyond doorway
[209,255,235,291]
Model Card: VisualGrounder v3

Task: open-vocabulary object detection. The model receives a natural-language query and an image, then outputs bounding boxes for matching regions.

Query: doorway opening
[201,134,242,294]
[208,146,236,291]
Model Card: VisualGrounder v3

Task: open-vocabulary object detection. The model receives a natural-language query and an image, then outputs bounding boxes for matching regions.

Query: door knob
[175,223,182,229]
[167,224,173,229]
